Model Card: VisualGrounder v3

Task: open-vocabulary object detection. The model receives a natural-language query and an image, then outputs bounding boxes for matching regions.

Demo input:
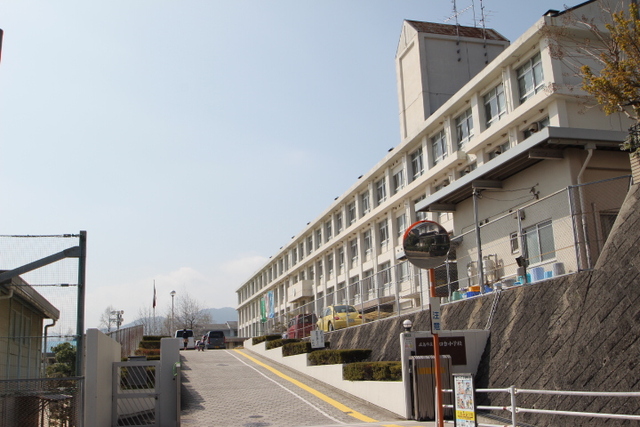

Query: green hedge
[266,338,300,350]
[308,349,372,365]
[343,361,402,381]
[252,334,282,346]
[138,340,161,350]
[282,341,330,356]
[142,335,166,341]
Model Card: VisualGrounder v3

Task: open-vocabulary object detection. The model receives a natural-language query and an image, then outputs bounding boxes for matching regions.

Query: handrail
[442,386,640,425]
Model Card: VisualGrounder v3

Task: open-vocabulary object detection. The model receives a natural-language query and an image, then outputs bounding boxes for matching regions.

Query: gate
[112,360,160,427]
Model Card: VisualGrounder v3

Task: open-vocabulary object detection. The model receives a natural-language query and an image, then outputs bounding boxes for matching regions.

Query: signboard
[415,336,467,365]
[310,330,325,349]
[453,373,477,426]
[430,297,441,333]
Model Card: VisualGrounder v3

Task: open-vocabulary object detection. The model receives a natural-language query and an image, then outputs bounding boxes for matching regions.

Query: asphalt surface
[179,348,436,427]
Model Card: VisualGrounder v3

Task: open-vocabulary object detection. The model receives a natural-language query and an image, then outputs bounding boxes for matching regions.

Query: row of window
[240,52,546,302]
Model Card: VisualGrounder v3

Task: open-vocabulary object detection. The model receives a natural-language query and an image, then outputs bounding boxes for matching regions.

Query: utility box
[410,355,453,421]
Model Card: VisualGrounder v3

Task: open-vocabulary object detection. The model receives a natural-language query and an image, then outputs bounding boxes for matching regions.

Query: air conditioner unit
[528,122,540,133]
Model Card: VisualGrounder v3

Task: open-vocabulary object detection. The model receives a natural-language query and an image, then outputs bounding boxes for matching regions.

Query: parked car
[286,314,317,339]
[316,305,362,332]
[175,329,195,350]
[205,330,226,349]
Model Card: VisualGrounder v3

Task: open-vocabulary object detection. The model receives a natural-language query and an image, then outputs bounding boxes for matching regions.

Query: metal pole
[429,268,444,427]
[76,231,87,377]
[473,190,485,290]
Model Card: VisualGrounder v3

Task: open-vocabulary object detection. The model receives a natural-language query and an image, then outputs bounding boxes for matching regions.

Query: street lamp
[110,310,124,331]
[170,290,176,334]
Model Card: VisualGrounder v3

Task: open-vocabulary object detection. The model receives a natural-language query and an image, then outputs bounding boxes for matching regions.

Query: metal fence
[256,177,631,337]
[107,325,145,361]
[0,377,83,427]
[0,233,86,424]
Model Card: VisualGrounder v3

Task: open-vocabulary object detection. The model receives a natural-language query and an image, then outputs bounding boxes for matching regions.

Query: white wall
[84,328,121,427]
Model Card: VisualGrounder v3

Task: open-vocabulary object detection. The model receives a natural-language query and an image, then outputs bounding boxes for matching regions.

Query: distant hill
[202,307,237,323]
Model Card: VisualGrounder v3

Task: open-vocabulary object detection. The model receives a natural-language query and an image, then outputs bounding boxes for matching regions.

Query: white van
[175,329,195,350]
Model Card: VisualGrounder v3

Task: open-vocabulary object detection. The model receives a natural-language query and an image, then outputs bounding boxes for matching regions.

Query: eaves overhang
[416,126,627,213]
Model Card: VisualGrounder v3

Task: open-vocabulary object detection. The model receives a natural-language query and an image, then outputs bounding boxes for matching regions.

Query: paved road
[179,348,435,427]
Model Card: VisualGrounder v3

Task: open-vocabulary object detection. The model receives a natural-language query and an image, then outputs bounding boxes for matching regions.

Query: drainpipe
[577,143,596,269]
[43,319,57,376]
[0,288,14,300]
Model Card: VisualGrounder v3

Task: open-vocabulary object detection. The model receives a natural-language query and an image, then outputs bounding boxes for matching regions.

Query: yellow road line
[234,348,382,424]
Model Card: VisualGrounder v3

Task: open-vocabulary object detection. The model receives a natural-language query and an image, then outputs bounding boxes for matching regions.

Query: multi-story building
[236,0,633,337]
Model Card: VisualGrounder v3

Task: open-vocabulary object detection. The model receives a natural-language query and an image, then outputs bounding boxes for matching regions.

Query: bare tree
[543,1,640,138]
[175,291,212,332]
[99,305,115,332]
[134,306,162,335]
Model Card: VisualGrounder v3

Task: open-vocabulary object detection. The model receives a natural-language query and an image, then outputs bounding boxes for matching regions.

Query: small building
[0,274,60,379]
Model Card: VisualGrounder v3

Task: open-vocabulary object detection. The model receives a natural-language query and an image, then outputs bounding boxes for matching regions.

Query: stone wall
[325,184,640,426]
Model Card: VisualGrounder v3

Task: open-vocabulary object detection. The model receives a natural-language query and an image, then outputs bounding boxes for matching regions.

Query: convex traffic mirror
[402,220,450,270]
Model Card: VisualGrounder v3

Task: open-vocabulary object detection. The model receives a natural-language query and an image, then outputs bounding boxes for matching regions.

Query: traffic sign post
[402,220,450,427]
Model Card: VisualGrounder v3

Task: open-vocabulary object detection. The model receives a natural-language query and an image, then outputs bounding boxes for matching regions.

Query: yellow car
[316,305,363,331]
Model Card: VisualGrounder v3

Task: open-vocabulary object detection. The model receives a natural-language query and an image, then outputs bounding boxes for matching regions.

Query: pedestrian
[199,334,207,351]
[182,328,189,350]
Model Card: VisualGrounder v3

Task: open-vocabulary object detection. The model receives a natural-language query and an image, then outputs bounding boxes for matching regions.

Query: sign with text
[430,297,442,333]
[415,336,467,365]
[310,330,325,349]
[453,373,477,426]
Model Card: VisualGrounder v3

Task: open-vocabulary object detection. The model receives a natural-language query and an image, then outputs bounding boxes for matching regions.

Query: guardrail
[442,386,640,426]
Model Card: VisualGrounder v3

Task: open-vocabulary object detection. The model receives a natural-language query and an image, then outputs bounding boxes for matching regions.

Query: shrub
[252,334,282,346]
[138,340,161,350]
[308,349,372,365]
[266,338,300,350]
[343,361,402,381]
[282,341,330,356]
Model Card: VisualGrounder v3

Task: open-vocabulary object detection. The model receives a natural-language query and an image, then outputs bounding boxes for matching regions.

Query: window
[316,260,323,280]
[315,229,322,249]
[350,239,359,267]
[327,254,334,277]
[376,178,387,205]
[396,213,407,237]
[455,108,474,149]
[378,219,389,249]
[524,220,555,264]
[393,169,405,193]
[378,261,391,287]
[410,148,424,180]
[299,270,305,280]
[348,202,356,225]
[517,52,544,103]
[306,235,313,255]
[489,141,510,160]
[325,220,332,241]
[292,247,297,266]
[336,212,343,234]
[308,266,314,280]
[484,83,506,127]
[397,261,410,283]
[338,247,345,273]
[360,191,371,217]
[363,229,372,257]
[431,130,447,165]
[299,242,305,260]
[414,195,427,221]
[510,232,519,253]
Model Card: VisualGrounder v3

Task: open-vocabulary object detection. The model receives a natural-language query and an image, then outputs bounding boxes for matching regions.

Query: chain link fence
[0,233,85,426]
[254,177,631,336]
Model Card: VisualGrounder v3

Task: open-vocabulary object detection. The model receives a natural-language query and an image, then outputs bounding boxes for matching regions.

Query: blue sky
[0,0,564,328]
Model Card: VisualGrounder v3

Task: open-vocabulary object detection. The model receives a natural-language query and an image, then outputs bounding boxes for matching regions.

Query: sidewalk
[179,348,434,427]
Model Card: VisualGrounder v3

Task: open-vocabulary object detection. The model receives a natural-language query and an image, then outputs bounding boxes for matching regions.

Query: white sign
[310,330,325,349]
[430,296,442,333]
[453,373,477,427]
